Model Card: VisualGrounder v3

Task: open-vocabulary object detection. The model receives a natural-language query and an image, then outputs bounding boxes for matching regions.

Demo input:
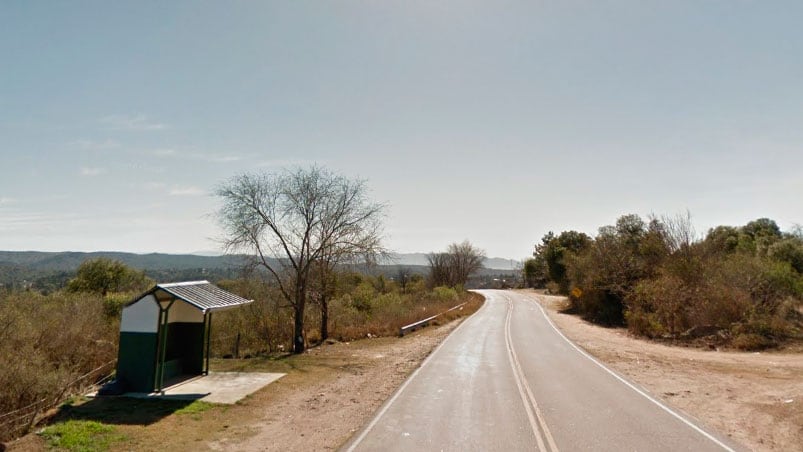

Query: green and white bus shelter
[116,281,252,393]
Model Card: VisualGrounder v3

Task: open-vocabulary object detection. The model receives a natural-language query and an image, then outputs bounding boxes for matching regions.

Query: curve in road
[342,290,741,452]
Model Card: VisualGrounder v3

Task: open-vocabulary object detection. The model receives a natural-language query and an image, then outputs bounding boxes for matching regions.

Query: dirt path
[522,290,803,452]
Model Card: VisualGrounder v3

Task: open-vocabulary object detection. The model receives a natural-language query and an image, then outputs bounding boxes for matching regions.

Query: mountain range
[0,250,520,291]
[0,250,519,272]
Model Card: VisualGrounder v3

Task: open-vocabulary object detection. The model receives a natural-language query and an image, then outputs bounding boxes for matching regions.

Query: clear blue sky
[2,1,801,259]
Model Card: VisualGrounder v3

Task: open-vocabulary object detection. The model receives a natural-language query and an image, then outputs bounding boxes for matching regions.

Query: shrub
[351,282,377,312]
[540,214,803,349]
[431,286,459,303]
[624,309,665,338]
[0,291,118,441]
[732,333,774,351]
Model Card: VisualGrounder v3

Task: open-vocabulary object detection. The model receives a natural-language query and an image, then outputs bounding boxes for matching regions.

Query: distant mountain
[0,251,252,291]
[0,251,248,272]
[0,250,521,291]
[0,251,520,272]
[190,250,225,257]
[384,253,521,271]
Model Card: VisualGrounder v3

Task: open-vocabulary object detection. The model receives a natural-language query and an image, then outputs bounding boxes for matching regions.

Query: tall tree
[536,230,591,294]
[216,166,385,353]
[66,258,152,296]
[522,257,547,288]
[427,240,486,287]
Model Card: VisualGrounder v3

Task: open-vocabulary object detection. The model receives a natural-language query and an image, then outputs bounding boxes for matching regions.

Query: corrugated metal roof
[153,280,253,313]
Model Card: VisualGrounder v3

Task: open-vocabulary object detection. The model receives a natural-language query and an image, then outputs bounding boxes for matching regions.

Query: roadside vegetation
[524,213,803,350]
[2,166,488,444]
[212,271,480,357]
[1,260,479,443]
[0,258,151,442]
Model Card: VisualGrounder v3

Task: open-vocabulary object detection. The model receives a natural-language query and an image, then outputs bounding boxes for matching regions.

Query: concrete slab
[122,372,285,404]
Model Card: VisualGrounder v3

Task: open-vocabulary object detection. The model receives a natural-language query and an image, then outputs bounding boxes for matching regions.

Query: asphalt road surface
[342,290,742,452]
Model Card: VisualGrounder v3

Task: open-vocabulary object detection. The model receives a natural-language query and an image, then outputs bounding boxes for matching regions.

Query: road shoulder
[521,289,803,451]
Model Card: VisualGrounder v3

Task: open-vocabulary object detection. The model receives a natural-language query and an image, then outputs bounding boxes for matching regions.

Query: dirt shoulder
[521,289,803,452]
[209,320,463,451]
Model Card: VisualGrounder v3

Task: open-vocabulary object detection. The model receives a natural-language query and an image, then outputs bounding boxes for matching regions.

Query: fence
[0,360,116,442]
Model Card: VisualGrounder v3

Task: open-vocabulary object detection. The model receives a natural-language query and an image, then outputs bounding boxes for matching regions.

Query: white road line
[525,292,737,452]
[342,298,488,452]
[503,296,548,451]
[503,294,560,452]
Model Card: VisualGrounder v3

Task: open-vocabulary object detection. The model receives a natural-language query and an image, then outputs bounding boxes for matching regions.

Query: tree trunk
[293,304,306,353]
[320,296,329,341]
[293,288,306,353]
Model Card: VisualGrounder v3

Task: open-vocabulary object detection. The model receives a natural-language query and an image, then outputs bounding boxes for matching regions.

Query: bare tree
[427,252,453,287]
[427,240,486,287]
[395,267,412,293]
[661,210,697,255]
[314,229,385,341]
[216,166,385,353]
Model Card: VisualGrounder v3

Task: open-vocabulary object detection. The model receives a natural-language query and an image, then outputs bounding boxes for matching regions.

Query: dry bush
[212,279,294,356]
[625,250,800,347]
[0,291,118,440]
[208,276,482,353]
[731,333,774,351]
[326,288,480,341]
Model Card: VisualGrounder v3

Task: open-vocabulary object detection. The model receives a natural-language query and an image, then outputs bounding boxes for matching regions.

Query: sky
[1,1,802,260]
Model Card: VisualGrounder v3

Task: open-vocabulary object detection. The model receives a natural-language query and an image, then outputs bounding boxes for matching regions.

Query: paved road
[342,290,742,452]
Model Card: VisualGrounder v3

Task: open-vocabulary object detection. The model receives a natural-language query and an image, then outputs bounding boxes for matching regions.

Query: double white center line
[503,295,559,452]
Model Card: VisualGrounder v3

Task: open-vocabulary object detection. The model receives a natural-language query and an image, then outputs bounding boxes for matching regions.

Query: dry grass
[0,292,119,442]
[210,279,481,357]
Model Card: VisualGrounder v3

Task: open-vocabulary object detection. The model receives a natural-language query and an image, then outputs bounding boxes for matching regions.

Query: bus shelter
[116,280,253,393]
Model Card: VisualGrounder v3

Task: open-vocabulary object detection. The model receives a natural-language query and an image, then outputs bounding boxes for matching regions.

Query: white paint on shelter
[167,299,204,323]
[120,294,159,333]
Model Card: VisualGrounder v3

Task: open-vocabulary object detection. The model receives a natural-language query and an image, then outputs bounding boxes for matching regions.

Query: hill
[0,251,520,292]
[383,253,520,271]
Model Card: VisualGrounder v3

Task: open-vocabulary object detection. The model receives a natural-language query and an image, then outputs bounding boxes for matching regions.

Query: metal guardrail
[399,302,468,337]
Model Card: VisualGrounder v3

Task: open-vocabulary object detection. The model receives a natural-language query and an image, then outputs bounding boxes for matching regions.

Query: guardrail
[399,302,468,337]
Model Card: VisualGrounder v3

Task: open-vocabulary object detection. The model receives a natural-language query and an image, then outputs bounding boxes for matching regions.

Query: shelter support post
[204,311,212,375]
[155,298,176,393]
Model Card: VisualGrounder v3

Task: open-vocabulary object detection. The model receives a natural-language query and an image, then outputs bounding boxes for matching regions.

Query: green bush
[431,286,459,303]
[351,282,377,312]
[536,214,803,349]
[624,309,665,338]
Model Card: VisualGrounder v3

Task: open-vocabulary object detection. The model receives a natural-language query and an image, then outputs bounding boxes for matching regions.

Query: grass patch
[39,420,125,452]
[174,400,216,416]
